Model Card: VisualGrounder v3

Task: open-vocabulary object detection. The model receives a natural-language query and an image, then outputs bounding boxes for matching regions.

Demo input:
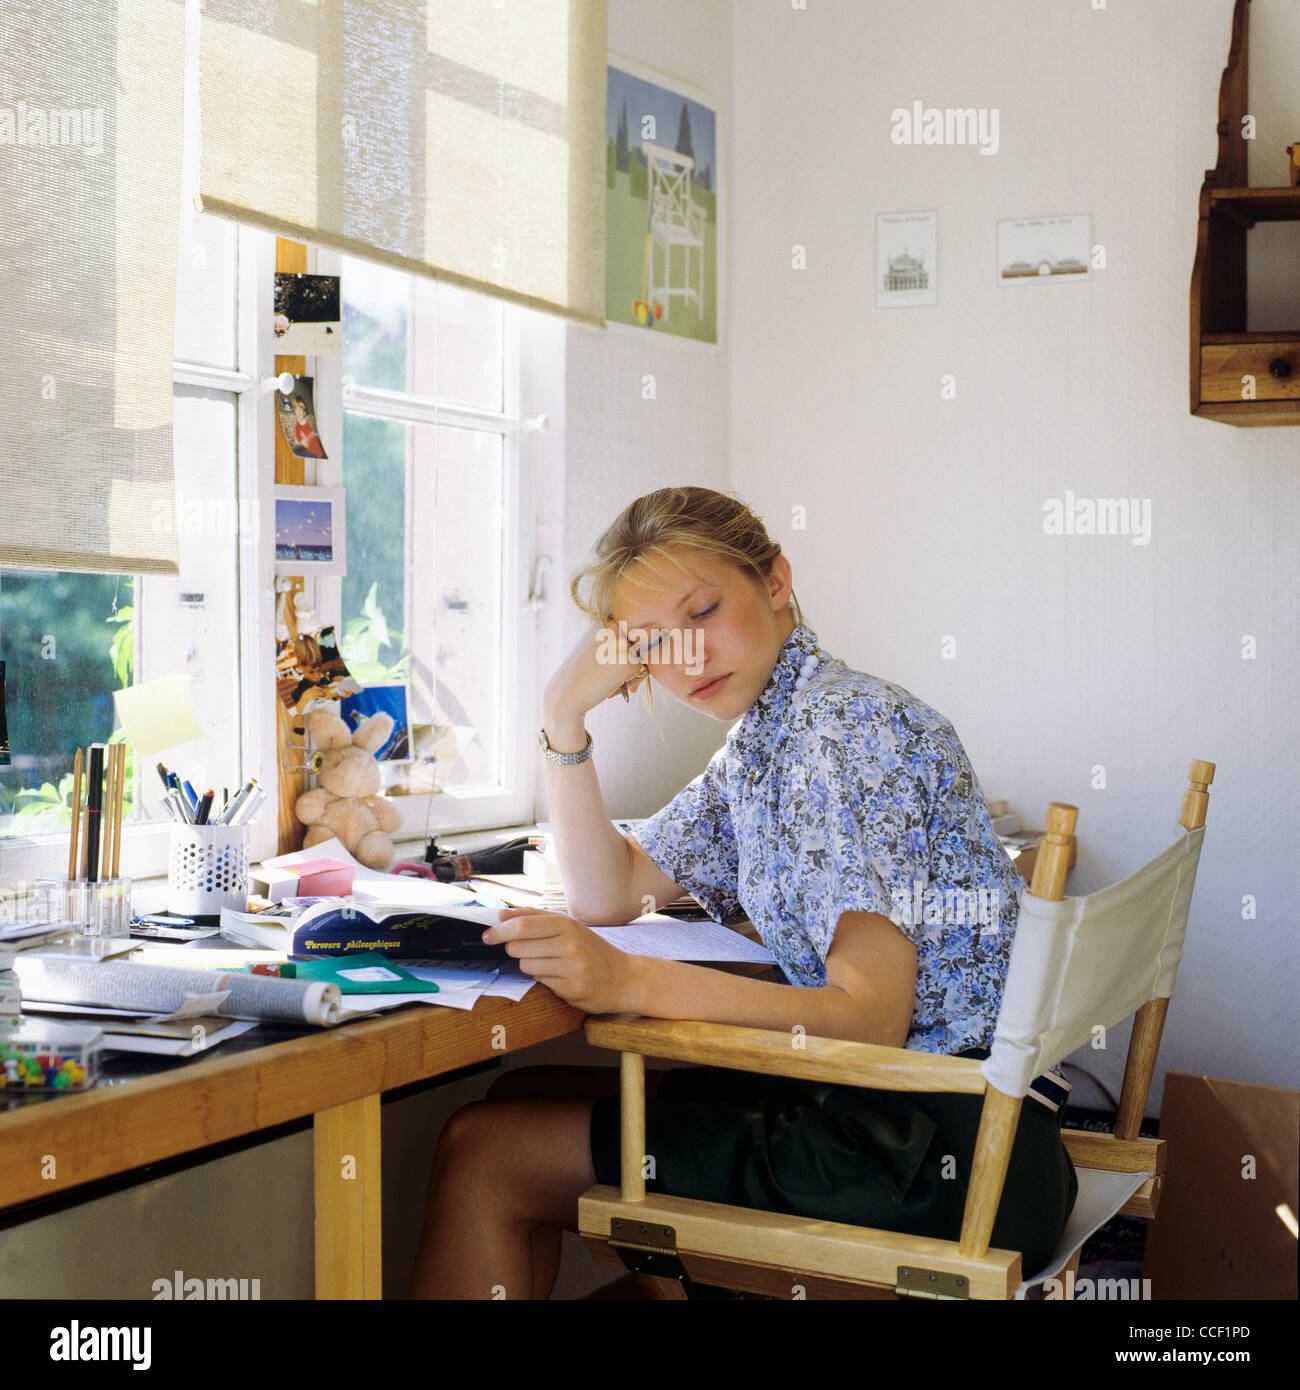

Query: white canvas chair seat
[578,762,1214,1300]
[1016,1168,1150,1298]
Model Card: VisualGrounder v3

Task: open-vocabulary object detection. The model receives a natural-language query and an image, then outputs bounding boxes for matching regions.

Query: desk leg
[314,1095,382,1299]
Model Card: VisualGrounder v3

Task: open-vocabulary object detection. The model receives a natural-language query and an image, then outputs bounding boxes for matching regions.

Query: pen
[181,780,200,818]
[156,761,172,794]
[196,789,214,825]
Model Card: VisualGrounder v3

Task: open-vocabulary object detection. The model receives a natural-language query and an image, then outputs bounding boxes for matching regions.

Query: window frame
[0,228,548,889]
[312,244,538,840]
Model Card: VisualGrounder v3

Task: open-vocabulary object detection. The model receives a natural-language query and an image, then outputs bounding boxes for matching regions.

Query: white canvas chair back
[983,822,1207,1101]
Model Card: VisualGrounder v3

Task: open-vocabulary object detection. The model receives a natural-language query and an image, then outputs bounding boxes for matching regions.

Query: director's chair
[578,759,1214,1299]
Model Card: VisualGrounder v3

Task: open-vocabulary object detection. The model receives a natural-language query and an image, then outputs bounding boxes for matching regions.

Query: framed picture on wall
[605,57,721,348]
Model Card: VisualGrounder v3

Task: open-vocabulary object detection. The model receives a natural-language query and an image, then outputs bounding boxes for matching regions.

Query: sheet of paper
[482,961,540,1001]
[589,918,774,963]
[111,674,205,756]
[129,945,289,969]
[400,959,499,991]
[102,1019,259,1056]
[334,992,478,1016]
[350,875,480,911]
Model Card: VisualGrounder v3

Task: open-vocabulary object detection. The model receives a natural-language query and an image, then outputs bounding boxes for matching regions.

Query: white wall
[724,0,1298,1105]
[540,0,735,823]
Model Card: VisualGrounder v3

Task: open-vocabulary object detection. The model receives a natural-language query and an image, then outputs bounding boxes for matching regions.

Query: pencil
[67,747,84,880]
[102,744,117,878]
[111,743,126,877]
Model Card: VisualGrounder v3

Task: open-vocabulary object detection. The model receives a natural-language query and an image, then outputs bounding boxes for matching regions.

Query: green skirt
[589,1049,1078,1277]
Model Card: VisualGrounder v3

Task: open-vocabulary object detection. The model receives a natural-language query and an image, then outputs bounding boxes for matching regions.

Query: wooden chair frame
[578,760,1214,1300]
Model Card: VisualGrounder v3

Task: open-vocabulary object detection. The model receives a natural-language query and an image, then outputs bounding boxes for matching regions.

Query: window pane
[340,414,503,797]
[175,209,238,370]
[0,389,243,838]
[425,426,503,790]
[0,572,129,835]
[342,255,503,410]
[135,388,244,818]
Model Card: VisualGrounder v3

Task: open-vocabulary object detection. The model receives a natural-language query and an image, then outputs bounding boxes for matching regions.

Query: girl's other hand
[482,906,633,1015]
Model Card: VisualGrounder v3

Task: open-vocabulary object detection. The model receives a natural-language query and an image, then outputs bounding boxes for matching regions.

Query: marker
[228,786,267,826]
[85,744,106,882]
[219,778,258,825]
[196,789,215,826]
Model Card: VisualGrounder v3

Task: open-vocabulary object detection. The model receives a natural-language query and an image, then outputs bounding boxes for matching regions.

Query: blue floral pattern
[628,623,1027,1054]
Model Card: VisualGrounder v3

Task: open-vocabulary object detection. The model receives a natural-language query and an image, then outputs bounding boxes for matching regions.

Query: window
[328,253,535,834]
[0,208,258,882]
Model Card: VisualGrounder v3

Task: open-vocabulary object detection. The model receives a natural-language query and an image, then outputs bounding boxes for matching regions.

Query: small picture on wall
[273,485,346,577]
[275,376,328,459]
[997,214,1093,285]
[273,273,342,355]
[875,211,938,308]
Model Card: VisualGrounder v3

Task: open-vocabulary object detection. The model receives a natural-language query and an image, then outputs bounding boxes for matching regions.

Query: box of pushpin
[0,1017,103,1091]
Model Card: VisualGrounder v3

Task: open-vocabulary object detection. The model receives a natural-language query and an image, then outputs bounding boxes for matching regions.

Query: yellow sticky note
[112,675,206,756]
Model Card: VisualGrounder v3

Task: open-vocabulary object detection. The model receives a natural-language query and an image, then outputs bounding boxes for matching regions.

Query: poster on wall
[875,210,939,309]
[605,58,719,346]
[996,213,1093,286]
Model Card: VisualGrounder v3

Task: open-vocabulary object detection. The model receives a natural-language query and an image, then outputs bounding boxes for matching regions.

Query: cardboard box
[1142,1071,1299,1299]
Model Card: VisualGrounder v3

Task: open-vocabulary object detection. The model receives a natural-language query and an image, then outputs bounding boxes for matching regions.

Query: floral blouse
[627,622,1027,1055]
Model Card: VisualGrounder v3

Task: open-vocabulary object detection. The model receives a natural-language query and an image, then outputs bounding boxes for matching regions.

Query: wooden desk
[0,852,1065,1300]
[0,988,585,1298]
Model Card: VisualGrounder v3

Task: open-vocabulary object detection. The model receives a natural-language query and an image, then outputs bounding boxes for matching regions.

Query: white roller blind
[0,0,185,576]
[197,0,608,327]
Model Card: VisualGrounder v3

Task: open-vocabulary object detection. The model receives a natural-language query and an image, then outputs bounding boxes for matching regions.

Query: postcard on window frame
[272,484,346,578]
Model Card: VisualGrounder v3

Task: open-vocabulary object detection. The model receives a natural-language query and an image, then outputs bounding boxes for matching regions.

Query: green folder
[248,951,440,994]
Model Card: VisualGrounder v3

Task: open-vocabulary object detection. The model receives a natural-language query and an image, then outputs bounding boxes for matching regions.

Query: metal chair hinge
[608,1218,687,1281]
[895,1266,971,1300]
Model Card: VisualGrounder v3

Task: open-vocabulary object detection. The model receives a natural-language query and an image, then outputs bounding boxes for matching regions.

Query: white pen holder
[167,823,250,919]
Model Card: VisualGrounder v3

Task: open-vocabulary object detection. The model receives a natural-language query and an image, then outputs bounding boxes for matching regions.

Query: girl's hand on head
[481,905,634,1015]
[542,621,651,722]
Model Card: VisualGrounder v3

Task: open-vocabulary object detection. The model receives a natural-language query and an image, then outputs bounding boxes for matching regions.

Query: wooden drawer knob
[1268,357,1292,379]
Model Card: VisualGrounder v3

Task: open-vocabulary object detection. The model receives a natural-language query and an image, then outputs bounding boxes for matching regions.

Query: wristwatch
[538,727,593,766]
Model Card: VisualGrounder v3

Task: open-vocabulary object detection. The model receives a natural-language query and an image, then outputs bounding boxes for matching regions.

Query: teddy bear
[294,707,403,869]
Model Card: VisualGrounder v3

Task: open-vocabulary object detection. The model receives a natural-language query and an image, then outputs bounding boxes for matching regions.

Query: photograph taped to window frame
[273,272,342,355]
[273,485,346,577]
[275,625,362,718]
[275,376,328,459]
[340,683,410,764]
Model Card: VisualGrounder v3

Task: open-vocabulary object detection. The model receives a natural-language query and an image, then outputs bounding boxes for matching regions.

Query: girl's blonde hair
[569,487,803,711]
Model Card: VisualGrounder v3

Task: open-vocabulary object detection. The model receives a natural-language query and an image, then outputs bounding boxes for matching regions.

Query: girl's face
[609,545,796,721]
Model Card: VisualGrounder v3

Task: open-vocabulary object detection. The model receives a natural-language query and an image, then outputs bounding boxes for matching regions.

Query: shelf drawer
[1200,341,1300,402]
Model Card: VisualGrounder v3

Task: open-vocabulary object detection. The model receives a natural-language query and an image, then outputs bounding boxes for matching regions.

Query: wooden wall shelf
[1189,0,1300,426]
